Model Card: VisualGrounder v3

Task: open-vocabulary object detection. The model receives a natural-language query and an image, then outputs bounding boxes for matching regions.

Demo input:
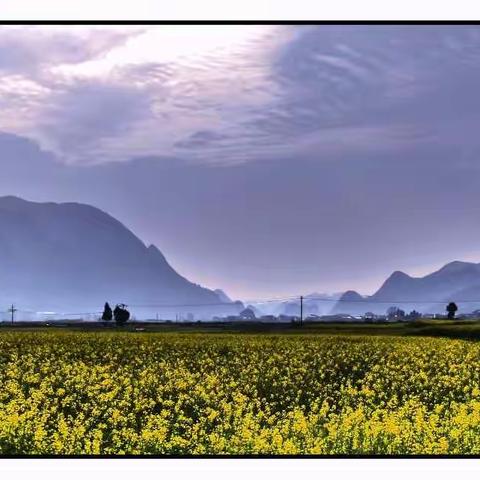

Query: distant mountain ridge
[332,261,480,315]
[3,196,479,320]
[250,292,343,317]
[0,196,240,318]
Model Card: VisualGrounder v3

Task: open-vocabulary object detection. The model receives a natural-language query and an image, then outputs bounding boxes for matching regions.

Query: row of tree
[99,301,460,325]
[101,302,130,325]
[384,302,458,320]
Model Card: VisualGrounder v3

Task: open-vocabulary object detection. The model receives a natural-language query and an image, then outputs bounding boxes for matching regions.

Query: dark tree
[407,310,421,320]
[114,304,130,325]
[101,302,113,321]
[239,307,256,320]
[446,302,458,320]
[386,306,406,320]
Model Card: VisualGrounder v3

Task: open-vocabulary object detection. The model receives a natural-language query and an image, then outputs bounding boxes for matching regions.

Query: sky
[2,24,480,299]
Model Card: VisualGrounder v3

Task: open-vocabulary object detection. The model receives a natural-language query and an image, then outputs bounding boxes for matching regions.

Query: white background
[3,458,480,478]
[0,0,479,21]
[1,0,480,476]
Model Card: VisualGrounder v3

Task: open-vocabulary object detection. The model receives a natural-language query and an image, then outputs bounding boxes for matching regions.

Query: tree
[114,304,130,325]
[446,302,458,320]
[239,307,256,320]
[407,310,421,320]
[101,302,113,321]
[386,306,405,320]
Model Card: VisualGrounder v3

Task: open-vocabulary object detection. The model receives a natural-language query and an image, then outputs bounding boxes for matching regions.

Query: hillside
[0,196,239,318]
[332,261,480,316]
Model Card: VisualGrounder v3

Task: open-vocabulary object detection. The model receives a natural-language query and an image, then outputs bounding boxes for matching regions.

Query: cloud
[2,25,480,167]
[0,25,288,163]
[175,129,231,149]
[0,26,146,158]
[34,79,155,163]
[262,25,480,146]
[0,26,139,75]
[4,26,480,298]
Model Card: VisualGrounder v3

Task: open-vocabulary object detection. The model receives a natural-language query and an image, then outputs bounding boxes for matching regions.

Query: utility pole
[8,304,17,324]
[300,296,304,327]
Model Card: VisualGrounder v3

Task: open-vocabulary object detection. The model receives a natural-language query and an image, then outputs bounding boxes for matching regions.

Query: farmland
[1,326,480,455]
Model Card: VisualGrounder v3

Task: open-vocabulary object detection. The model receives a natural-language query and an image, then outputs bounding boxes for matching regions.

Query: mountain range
[0,196,241,319]
[249,292,343,318]
[256,261,480,318]
[331,261,480,316]
[2,195,480,320]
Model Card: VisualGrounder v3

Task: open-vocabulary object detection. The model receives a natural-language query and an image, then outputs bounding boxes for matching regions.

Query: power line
[128,301,240,308]
[305,297,480,304]
[5,294,480,319]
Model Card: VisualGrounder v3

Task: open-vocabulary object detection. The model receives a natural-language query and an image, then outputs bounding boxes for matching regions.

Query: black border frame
[0,19,479,459]
[1,20,480,24]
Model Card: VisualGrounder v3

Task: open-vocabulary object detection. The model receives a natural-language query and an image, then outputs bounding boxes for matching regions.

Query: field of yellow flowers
[1,329,480,455]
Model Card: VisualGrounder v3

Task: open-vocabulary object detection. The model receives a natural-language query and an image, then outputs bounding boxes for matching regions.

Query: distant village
[212,305,480,324]
[2,302,480,325]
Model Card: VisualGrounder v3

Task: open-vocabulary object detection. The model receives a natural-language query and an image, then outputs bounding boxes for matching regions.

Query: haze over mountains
[0,196,241,319]
[250,292,343,318]
[258,262,480,318]
[1,195,480,320]
[331,261,480,316]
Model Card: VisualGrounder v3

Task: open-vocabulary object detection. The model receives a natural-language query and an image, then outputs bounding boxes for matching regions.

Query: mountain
[0,196,241,319]
[250,292,342,317]
[214,289,232,303]
[330,290,369,316]
[331,261,480,316]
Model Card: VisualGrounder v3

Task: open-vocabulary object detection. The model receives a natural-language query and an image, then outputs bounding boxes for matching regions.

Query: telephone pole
[300,296,304,327]
[8,304,17,324]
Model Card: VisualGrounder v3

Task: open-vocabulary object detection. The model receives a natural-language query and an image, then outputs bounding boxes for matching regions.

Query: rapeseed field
[0,330,479,455]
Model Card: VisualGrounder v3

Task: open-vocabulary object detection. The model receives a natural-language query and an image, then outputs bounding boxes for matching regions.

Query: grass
[3,318,480,341]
